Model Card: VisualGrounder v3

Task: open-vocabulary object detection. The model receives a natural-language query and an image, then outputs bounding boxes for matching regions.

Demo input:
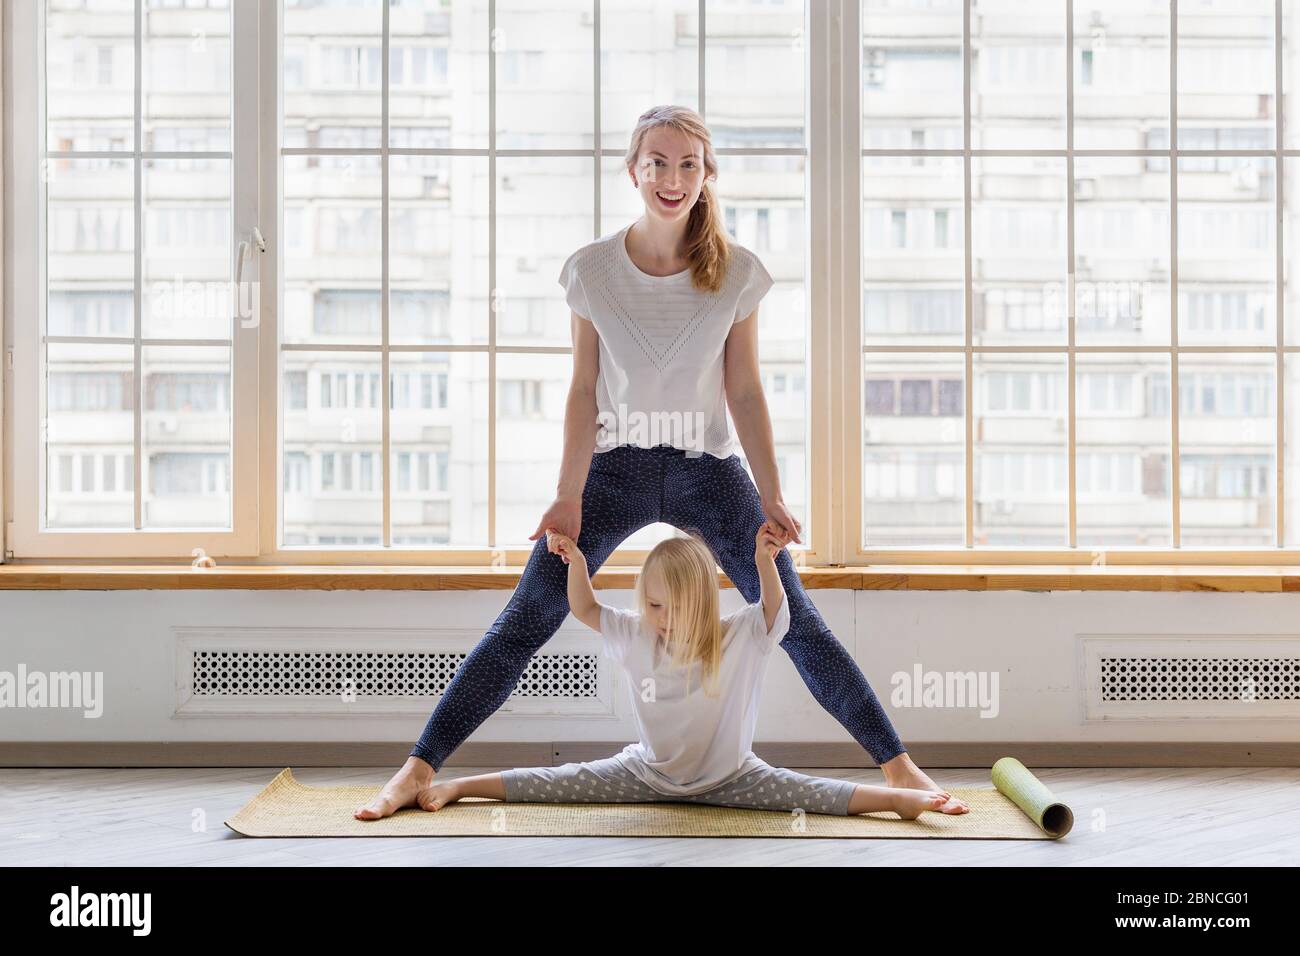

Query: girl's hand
[547,530,584,566]
[761,497,802,546]
[530,494,582,557]
[754,520,786,564]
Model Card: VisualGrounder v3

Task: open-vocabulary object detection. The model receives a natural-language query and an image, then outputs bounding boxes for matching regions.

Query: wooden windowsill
[2,563,1300,592]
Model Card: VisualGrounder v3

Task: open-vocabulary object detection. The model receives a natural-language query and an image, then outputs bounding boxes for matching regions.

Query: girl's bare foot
[890,788,954,821]
[880,752,970,814]
[414,781,461,812]
[353,756,438,820]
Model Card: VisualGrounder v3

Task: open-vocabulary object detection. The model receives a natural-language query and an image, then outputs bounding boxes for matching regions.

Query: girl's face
[631,126,707,223]
[642,567,671,640]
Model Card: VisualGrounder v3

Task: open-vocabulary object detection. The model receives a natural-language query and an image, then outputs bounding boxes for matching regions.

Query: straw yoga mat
[226,759,1073,840]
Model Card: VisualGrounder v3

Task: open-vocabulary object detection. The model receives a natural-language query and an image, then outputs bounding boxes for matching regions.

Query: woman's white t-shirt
[558,222,775,459]
[598,590,791,796]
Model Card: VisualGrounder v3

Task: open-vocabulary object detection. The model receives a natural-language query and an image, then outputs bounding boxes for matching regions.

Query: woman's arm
[556,313,603,498]
[723,308,803,544]
[530,312,603,546]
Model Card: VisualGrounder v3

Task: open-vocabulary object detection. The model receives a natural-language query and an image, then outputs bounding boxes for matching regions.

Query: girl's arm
[753,521,788,633]
[549,531,603,632]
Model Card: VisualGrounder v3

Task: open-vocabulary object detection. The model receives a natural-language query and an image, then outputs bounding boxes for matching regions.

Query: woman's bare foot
[880,752,970,814]
[353,756,439,820]
[890,788,955,820]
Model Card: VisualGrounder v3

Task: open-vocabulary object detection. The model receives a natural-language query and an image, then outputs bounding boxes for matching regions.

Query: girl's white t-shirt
[598,590,791,796]
[558,222,775,459]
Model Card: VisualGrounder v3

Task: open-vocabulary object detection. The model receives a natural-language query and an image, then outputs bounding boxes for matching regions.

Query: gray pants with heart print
[501,753,859,816]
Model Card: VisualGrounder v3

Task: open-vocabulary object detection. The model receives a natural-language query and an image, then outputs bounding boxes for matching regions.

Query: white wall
[1,587,1298,747]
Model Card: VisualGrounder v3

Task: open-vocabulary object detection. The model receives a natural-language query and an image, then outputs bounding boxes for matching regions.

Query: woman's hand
[530,494,583,561]
[761,496,803,546]
[754,520,787,565]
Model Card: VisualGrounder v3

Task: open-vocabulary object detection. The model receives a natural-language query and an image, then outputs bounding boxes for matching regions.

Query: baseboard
[1,741,1297,768]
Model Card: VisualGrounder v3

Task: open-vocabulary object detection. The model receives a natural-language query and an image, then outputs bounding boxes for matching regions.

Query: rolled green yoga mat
[991,757,1074,839]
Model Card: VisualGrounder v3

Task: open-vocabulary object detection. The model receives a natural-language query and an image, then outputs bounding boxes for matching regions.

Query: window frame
[6,0,1297,567]
[6,0,260,559]
[848,0,1300,567]
[250,0,835,566]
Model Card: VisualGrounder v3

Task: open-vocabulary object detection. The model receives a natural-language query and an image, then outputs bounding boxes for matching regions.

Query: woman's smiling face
[631,125,707,221]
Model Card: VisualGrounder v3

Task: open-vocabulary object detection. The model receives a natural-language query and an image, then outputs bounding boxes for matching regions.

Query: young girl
[410,521,956,820]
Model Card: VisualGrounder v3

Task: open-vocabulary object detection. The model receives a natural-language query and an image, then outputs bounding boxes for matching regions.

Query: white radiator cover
[1,587,1298,745]
[1081,636,1300,720]
[176,628,611,718]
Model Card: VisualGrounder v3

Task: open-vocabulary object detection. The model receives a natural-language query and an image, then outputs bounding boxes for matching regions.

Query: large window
[276,0,807,552]
[858,0,1300,557]
[7,0,1300,565]
[8,0,258,556]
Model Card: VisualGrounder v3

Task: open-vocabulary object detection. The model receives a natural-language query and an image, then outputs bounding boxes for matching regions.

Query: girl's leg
[499,755,666,804]
[415,770,507,811]
[681,761,858,815]
[661,451,908,766]
[846,783,951,819]
[684,761,951,819]
[419,764,947,819]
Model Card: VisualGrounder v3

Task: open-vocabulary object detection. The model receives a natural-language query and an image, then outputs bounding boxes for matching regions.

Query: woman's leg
[356,447,659,819]
[662,451,969,813]
[408,447,659,770]
[661,450,907,765]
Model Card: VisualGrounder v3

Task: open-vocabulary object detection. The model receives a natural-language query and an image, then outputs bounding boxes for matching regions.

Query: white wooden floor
[2,766,1296,866]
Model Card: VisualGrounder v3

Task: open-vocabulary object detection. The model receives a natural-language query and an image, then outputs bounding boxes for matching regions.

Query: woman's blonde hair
[635,529,727,697]
[624,104,732,295]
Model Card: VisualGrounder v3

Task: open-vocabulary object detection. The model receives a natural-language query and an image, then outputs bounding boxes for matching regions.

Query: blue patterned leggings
[409,443,906,770]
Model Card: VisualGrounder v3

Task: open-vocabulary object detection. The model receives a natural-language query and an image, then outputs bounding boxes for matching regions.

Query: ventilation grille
[192,650,599,699]
[174,627,615,718]
[1100,656,1300,702]
[1082,635,1300,719]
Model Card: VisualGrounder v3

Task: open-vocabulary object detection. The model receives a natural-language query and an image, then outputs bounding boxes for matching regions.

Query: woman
[357,104,969,820]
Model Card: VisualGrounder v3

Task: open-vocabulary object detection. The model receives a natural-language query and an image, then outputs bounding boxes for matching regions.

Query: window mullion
[1276,0,1285,549]
[1170,0,1180,547]
[963,0,974,549]
[834,0,859,567]
[1066,0,1077,550]
[229,0,263,555]
[381,0,391,549]
[487,0,496,550]
[0,0,8,560]
[132,0,143,530]
[256,0,281,558]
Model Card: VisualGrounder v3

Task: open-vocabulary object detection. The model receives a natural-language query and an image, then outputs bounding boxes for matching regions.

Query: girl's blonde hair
[624,104,732,295]
[635,529,726,697]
